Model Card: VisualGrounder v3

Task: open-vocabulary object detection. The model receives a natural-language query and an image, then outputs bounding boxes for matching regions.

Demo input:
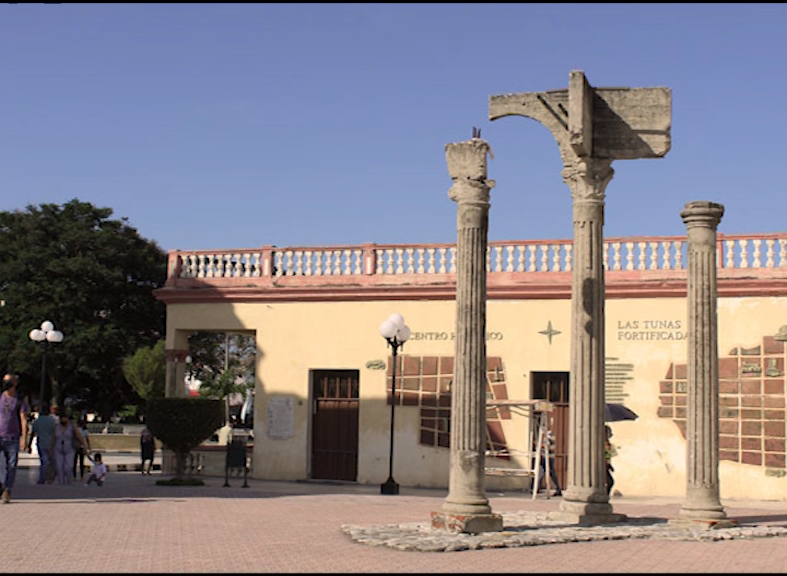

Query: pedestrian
[216,418,234,446]
[140,427,156,475]
[605,424,616,496]
[0,374,30,503]
[50,409,89,485]
[84,452,107,486]
[28,405,57,484]
[72,419,91,481]
[534,429,562,496]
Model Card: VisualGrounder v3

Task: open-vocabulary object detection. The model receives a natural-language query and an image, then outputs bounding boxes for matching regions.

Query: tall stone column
[431,135,503,534]
[672,201,736,528]
[551,159,625,525]
[490,70,670,526]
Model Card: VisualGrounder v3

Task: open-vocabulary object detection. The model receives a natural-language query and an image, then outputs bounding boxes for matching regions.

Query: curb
[18,462,161,473]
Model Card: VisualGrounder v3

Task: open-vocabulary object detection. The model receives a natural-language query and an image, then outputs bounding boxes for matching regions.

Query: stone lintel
[489,70,671,162]
[548,510,628,526]
[668,517,739,530]
[431,511,503,534]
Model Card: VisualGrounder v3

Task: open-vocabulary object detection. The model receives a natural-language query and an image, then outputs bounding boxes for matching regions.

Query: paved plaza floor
[3,453,787,573]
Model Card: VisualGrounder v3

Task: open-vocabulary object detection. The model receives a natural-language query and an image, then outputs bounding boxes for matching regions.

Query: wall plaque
[266,395,294,440]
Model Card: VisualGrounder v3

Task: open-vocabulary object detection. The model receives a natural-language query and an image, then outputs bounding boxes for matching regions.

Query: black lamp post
[379,313,410,495]
[29,320,64,412]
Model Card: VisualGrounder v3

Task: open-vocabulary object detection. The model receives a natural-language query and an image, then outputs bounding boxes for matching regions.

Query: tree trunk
[175,450,187,479]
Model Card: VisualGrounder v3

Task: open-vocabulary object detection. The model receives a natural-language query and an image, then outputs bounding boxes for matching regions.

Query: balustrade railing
[169,234,787,280]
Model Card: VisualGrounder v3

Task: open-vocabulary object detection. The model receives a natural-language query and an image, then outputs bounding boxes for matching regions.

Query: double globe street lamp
[29,320,64,412]
[379,313,410,495]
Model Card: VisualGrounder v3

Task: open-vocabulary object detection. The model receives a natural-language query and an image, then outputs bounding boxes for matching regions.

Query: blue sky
[2,3,785,252]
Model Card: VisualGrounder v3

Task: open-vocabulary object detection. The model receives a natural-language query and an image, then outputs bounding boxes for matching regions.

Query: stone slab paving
[2,463,787,573]
[343,510,787,552]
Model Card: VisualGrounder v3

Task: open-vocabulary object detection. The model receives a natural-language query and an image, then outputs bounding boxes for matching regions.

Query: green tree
[197,365,250,421]
[188,331,255,420]
[0,199,167,418]
[122,339,166,404]
[145,397,223,484]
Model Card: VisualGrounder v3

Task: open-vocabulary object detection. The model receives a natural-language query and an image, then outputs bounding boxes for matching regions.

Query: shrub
[87,422,107,434]
[145,398,223,480]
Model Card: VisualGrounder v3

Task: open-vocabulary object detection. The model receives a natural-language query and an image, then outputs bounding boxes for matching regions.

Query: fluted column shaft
[678,201,728,520]
[558,159,617,519]
[442,138,495,516]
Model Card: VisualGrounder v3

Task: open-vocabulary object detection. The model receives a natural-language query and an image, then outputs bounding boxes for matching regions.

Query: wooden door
[531,371,569,489]
[310,370,360,481]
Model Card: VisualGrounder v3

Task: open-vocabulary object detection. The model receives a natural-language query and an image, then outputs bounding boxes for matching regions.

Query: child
[84,452,108,486]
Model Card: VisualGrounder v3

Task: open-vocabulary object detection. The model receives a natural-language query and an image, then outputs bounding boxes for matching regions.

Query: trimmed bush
[87,422,107,434]
[145,398,223,480]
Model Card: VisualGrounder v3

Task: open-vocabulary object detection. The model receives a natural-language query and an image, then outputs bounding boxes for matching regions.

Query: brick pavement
[2,462,787,573]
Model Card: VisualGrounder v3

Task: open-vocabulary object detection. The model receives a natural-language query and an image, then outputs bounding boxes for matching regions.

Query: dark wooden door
[531,371,569,489]
[311,370,360,481]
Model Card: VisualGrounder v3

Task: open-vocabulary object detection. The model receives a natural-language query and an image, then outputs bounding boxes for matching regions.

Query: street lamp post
[29,320,64,412]
[379,313,411,495]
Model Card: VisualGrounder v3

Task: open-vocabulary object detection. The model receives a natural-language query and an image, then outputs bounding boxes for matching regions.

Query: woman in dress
[50,409,89,485]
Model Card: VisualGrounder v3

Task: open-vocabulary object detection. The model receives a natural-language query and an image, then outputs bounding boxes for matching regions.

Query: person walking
[605,424,616,496]
[28,405,57,484]
[50,410,89,485]
[0,374,30,503]
[72,419,91,481]
[140,427,156,475]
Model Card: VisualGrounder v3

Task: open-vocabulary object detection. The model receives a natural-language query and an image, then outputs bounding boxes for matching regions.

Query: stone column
[490,70,670,526]
[672,201,736,528]
[550,159,626,525]
[164,349,189,398]
[431,136,502,534]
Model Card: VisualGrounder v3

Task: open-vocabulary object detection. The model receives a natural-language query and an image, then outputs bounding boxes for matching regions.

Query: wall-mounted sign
[616,319,687,341]
[409,331,504,341]
[267,395,294,440]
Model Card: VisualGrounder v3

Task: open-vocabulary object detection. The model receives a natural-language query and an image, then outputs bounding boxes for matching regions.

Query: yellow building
[155,233,787,500]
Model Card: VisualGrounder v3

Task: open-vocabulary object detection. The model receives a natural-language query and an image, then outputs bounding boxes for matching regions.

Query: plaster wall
[164,295,787,500]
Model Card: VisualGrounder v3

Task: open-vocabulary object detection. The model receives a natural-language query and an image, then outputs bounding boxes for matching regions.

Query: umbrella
[604,403,638,422]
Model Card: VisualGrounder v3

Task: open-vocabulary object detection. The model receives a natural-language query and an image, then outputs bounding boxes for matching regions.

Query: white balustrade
[171,235,787,280]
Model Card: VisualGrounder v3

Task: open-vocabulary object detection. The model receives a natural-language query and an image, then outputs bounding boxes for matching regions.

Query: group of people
[0,373,159,502]
[27,404,105,486]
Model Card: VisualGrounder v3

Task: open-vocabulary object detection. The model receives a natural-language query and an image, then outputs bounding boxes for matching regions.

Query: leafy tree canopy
[122,339,166,403]
[187,331,255,419]
[0,199,167,418]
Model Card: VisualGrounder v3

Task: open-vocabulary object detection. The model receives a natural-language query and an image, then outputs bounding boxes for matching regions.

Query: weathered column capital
[561,159,615,202]
[680,201,725,230]
[446,138,495,205]
[447,178,493,205]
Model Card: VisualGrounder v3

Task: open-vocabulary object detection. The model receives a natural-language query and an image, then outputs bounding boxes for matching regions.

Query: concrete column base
[668,517,738,530]
[548,509,627,526]
[431,511,503,533]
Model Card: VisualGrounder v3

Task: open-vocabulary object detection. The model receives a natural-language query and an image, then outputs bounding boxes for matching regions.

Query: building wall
[163,294,787,500]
